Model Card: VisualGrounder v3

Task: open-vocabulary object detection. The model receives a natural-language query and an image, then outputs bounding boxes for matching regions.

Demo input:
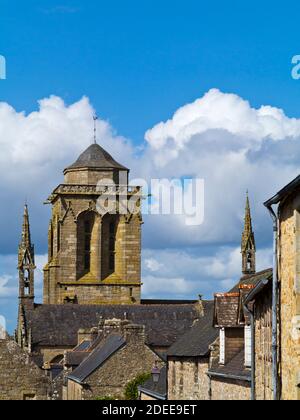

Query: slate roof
[65,351,89,367]
[167,301,217,357]
[264,173,300,207]
[230,268,273,293]
[68,334,126,384]
[244,278,271,306]
[208,349,251,382]
[24,301,204,349]
[138,366,167,400]
[64,144,128,172]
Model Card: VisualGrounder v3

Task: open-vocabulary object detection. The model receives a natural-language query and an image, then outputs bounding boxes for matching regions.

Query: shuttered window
[219,328,225,364]
[245,325,252,367]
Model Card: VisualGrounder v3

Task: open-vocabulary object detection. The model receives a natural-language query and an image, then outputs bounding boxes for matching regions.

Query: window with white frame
[244,325,252,367]
[219,328,225,364]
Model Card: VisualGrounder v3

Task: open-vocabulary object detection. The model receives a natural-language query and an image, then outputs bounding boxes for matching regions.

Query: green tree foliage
[124,372,151,400]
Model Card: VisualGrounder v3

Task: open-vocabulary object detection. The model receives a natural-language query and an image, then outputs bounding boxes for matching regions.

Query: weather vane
[93,114,98,144]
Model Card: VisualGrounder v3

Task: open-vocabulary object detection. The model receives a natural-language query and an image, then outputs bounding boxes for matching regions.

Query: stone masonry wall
[0,339,50,400]
[279,195,300,400]
[210,377,251,400]
[44,192,142,305]
[254,286,273,401]
[168,358,210,400]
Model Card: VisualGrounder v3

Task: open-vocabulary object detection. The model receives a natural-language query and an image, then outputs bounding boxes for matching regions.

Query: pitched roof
[65,351,89,367]
[24,301,203,349]
[244,278,271,306]
[264,173,300,207]
[230,268,273,293]
[65,340,93,367]
[167,301,217,357]
[64,144,128,173]
[138,366,167,400]
[68,334,126,384]
[208,349,251,382]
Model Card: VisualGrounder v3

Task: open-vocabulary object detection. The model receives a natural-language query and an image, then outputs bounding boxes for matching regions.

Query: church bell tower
[43,138,143,306]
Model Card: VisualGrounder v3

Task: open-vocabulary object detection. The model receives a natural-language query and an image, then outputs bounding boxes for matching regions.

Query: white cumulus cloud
[0,88,299,318]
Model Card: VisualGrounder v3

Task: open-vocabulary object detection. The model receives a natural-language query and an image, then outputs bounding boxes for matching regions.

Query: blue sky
[1,0,300,140]
[1,0,300,332]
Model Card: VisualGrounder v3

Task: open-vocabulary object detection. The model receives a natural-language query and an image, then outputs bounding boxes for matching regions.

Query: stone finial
[103,318,131,338]
[198,295,204,317]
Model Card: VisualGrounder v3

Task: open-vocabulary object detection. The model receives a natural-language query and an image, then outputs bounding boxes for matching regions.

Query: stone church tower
[241,193,256,275]
[43,143,142,305]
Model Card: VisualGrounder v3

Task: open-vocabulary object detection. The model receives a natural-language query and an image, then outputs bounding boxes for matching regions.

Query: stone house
[167,300,217,400]
[138,300,216,401]
[208,268,272,401]
[209,289,251,400]
[0,336,50,400]
[264,175,300,400]
[208,195,272,400]
[66,319,164,400]
[244,277,273,400]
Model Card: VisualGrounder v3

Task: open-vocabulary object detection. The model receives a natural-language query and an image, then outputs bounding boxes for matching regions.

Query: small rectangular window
[244,325,252,367]
[219,328,225,364]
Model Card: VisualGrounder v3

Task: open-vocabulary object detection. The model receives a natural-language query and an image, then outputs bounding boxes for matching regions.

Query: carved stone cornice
[46,184,142,203]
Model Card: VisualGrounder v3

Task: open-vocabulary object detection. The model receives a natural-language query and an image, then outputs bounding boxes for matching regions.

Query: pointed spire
[241,192,256,275]
[18,203,35,305]
[21,204,31,248]
[242,191,253,248]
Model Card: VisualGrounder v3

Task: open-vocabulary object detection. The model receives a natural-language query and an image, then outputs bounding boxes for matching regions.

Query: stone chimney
[123,324,146,344]
[102,318,130,338]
